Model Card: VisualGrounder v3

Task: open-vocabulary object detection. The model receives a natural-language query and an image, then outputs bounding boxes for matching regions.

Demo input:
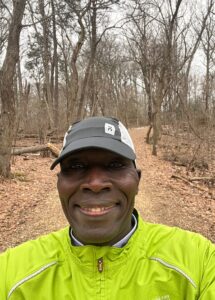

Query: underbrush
[160,125,215,188]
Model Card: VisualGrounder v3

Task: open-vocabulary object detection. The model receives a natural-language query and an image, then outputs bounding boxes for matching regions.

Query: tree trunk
[51,0,59,129]
[76,0,98,119]
[68,11,86,123]
[0,0,27,178]
[152,111,160,156]
[38,0,54,129]
[35,82,48,144]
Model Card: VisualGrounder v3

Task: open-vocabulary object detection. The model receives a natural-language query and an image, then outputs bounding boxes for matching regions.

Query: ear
[136,169,141,180]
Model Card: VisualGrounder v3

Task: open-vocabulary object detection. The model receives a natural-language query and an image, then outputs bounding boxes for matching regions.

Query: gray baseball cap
[50,116,136,170]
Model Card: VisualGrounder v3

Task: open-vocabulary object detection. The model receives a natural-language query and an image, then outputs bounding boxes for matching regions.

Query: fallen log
[12,143,60,157]
[12,145,48,155]
[47,143,60,157]
[171,174,214,199]
[188,177,215,182]
[17,133,39,139]
[173,161,187,167]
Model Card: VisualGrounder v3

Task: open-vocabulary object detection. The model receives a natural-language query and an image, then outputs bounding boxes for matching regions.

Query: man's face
[57,148,140,246]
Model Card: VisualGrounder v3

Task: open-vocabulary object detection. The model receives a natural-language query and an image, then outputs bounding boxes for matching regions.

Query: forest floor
[0,127,215,253]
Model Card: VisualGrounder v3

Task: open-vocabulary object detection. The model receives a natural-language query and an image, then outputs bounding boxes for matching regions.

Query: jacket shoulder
[0,227,69,281]
[139,219,214,256]
[138,217,215,289]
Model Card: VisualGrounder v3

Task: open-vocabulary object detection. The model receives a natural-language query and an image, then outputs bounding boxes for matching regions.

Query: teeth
[81,206,114,212]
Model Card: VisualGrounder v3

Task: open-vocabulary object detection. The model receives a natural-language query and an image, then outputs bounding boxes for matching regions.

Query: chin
[76,230,117,246]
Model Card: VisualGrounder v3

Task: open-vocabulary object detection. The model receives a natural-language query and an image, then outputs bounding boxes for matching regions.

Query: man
[0,116,215,299]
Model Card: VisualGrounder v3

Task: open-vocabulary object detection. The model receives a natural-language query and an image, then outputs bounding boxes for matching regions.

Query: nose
[80,167,112,193]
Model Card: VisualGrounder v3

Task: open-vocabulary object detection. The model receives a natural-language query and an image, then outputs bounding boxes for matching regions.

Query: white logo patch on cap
[105,123,115,135]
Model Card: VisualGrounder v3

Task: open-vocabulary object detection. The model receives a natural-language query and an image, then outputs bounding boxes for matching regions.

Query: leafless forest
[0,0,215,182]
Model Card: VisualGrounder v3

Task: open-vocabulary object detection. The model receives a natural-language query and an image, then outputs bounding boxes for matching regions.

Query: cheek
[118,174,139,199]
[57,175,76,198]
[57,190,71,223]
[57,178,72,216]
[128,171,140,189]
[57,180,66,198]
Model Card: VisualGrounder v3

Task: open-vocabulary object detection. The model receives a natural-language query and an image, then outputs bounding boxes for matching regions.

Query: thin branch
[0,0,12,17]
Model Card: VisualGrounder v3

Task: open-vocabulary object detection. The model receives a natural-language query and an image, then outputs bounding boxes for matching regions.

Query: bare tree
[63,0,91,123]
[200,9,215,112]
[125,0,184,155]
[76,0,120,119]
[17,58,31,131]
[50,0,59,128]
[38,0,54,128]
[0,0,27,177]
[178,0,214,111]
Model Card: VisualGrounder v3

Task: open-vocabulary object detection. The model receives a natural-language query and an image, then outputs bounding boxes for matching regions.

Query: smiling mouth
[79,205,116,216]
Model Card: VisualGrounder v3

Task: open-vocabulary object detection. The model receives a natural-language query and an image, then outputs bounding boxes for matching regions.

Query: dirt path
[0,127,214,252]
[132,128,215,241]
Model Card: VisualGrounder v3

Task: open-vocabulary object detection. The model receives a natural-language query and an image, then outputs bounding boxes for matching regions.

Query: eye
[69,162,85,169]
[61,162,86,173]
[108,161,124,169]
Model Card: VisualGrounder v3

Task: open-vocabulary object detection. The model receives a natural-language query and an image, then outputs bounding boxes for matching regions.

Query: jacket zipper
[97,257,103,273]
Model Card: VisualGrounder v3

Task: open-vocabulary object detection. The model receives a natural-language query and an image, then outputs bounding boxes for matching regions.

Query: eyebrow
[61,158,80,166]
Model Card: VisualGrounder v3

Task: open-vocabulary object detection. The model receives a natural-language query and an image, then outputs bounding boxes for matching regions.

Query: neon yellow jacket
[1,213,215,300]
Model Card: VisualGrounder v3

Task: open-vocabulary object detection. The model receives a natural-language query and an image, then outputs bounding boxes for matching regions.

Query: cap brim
[50,137,136,170]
